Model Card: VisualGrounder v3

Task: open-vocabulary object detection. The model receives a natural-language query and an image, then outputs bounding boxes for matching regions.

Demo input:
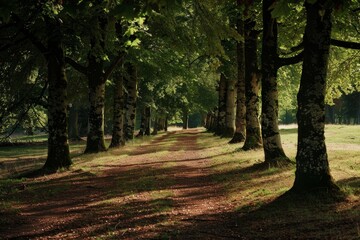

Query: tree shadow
[166,186,358,239]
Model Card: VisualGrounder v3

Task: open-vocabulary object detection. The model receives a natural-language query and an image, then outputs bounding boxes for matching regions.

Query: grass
[194,125,360,239]
[0,125,359,239]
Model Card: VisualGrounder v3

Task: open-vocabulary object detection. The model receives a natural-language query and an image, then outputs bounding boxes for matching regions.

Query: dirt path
[1,129,234,239]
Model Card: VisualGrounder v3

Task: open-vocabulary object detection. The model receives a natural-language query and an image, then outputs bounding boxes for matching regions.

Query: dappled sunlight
[1,127,359,239]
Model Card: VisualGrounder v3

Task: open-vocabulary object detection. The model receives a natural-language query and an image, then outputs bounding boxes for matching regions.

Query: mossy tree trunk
[110,71,125,148]
[243,20,262,150]
[224,78,236,137]
[84,54,107,153]
[216,73,227,135]
[230,16,246,143]
[43,18,71,171]
[124,63,138,141]
[261,0,290,166]
[292,1,337,192]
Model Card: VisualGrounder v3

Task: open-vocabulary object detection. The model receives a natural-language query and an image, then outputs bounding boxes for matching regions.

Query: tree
[42,17,72,171]
[1,2,73,171]
[260,0,293,166]
[109,69,126,148]
[230,12,246,144]
[242,19,262,150]
[124,62,138,140]
[292,0,338,192]
[215,73,227,135]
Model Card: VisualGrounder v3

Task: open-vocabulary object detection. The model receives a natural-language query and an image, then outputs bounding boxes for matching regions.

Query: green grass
[8,134,48,142]
[0,126,359,239]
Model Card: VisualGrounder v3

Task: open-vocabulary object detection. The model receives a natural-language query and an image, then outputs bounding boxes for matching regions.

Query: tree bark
[137,106,151,137]
[164,116,168,132]
[110,71,125,148]
[152,114,158,135]
[182,108,189,129]
[43,18,71,171]
[292,1,338,192]
[223,78,236,137]
[69,106,81,141]
[215,73,227,135]
[145,107,151,135]
[84,54,107,153]
[124,63,138,141]
[230,16,246,144]
[243,20,262,150]
[261,0,291,166]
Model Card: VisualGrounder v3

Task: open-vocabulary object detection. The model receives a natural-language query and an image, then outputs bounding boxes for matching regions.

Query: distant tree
[230,11,246,144]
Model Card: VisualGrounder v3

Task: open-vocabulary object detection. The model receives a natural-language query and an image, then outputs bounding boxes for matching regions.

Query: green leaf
[271,2,292,19]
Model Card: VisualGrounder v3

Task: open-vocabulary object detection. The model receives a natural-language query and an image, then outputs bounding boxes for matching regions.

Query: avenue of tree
[0,0,359,195]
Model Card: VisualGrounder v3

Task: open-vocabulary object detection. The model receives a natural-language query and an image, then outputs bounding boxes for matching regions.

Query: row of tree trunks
[261,0,291,166]
[229,16,246,144]
[242,20,262,150]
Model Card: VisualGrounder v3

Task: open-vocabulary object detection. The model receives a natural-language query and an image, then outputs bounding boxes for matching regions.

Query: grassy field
[0,125,359,239]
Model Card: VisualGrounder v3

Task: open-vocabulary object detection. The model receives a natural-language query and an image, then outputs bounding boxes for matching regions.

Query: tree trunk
[261,0,291,166]
[182,108,189,130]
[69,106,81,141]
[223,78,236,137]
[216,74,227,135]
[137,108,146,137]
[124,63,138,141]
[164,116,168,132]
[43,18,71,171]
[209,108,218,132]
[230,16,246,143]
[292,1,337,192]
[137,106,151,137]
[243,20,262,150]
[110,72,125,148]
[152,115,158,135]
[84,55,107,153]
[145,107,151,135]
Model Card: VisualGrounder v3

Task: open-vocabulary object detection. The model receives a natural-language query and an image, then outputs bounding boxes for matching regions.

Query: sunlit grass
[0,126,359,239]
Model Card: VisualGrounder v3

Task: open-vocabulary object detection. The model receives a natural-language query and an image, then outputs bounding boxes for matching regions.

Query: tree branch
[330,38,360,50]
[279,41,304,56]
[11,14,48,54]
[65,57,88,74]
[102,52,125,81]
[277,51,304,68]
[0,36,27,52]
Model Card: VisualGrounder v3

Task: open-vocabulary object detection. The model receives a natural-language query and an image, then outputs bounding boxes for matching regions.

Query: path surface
[2,129,235,239]
[2,128,359,239]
